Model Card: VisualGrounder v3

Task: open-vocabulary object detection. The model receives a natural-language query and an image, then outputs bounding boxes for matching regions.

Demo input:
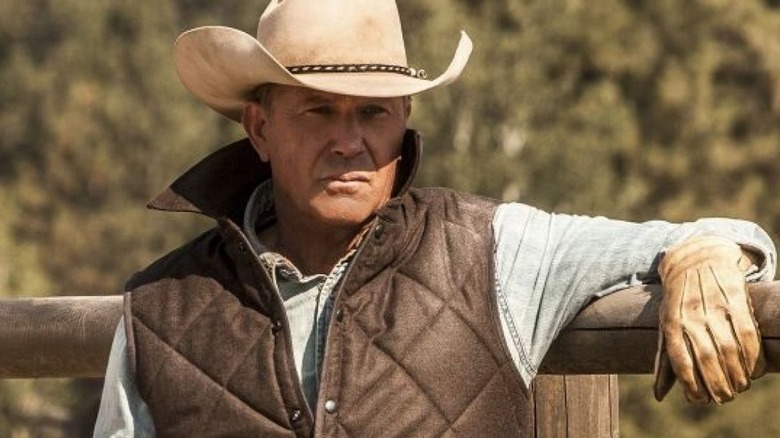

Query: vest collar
[148,129,422,223]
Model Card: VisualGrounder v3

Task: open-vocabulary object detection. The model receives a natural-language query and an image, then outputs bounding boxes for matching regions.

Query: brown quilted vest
[125,132,532,437]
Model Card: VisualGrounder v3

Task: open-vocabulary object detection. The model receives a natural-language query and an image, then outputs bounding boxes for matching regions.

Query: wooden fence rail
[541,281,780,374]
[3,282,779,378]
[2,281,779,437]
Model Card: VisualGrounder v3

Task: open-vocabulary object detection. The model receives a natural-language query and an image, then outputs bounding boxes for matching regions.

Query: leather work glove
[653,235,766,404]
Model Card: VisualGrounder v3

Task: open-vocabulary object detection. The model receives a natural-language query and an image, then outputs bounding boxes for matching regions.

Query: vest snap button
[289,409,302,423]
[271,320,283,334]
[373,223,385,239]
[324,399,338,413]
[335,309,344,322]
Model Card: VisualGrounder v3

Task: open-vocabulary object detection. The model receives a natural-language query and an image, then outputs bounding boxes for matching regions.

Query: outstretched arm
[491,202,776,388]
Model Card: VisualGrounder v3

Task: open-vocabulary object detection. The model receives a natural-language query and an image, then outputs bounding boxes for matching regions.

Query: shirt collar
[241,180,368,281]
[243,179,275,255]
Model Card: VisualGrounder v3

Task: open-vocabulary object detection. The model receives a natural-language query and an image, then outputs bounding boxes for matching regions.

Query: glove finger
[707,317,750,394]
[682,270,735,403]
[698,267,749,395]
[654,342,677,401]
[678,330,711,405]
[654,332,676,401]
[684,324,734,404]
[677,270,731,403]
[662,271,706,403]
[664,323,708,403]
[711,267,764,379]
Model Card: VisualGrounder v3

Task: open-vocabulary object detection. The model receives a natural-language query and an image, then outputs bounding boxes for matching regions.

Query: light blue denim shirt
[93,185,777,437]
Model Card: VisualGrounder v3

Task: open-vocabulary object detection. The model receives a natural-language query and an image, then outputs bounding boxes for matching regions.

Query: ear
[404,96,413,119]
[242,102,271,162]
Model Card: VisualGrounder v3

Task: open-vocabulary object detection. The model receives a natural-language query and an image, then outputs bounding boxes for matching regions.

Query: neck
[259,212,368,276]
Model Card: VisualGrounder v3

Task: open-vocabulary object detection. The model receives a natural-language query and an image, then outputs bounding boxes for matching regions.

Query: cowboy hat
[174,0,473,122]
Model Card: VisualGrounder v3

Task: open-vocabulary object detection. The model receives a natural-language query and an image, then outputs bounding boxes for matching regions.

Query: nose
[330,113,365,159]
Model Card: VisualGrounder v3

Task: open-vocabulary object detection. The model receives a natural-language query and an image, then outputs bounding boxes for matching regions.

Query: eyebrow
[300,93,338,105]
[298,93,394,107]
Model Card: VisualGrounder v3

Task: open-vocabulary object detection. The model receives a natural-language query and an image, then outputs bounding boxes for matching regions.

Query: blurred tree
[2,0,780,436]
[406,0,780,231]
[0,0,237,434]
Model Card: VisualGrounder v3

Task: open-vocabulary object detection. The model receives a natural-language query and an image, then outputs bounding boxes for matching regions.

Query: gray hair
[251,83,276,110]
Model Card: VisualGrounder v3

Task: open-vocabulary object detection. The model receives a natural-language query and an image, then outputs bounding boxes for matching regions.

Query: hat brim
[174,26,473,122]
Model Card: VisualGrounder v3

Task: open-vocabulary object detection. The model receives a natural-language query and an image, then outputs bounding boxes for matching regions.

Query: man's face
[243,85,410,228]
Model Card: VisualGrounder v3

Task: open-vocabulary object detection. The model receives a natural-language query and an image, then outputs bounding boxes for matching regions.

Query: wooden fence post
[533,375,619,438]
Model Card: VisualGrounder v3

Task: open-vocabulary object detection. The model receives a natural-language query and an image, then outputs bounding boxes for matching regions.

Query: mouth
[324,172,370,183]
[322,173,370,194]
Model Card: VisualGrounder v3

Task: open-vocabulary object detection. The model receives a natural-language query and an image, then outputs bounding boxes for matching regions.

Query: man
[94,0,776,436]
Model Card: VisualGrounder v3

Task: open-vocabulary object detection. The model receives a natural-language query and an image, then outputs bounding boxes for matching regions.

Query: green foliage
[2,0,780,436]
[406,0,780,228]
[621,375,780,438]
[0,0,223,297]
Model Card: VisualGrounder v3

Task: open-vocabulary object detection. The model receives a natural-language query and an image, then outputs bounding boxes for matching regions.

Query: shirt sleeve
[93,316,155,438]
[491,202,777,387]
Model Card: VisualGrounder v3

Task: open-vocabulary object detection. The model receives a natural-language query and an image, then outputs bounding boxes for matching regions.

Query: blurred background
[2,0,780,436]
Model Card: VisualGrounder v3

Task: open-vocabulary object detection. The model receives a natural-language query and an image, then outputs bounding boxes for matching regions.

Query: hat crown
[257,0,408,67]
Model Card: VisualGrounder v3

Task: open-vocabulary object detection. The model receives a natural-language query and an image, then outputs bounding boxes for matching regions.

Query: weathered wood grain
[0,281,778,378]
[532,375,619,438]
[540,282,780,374]
[0,295,122,378]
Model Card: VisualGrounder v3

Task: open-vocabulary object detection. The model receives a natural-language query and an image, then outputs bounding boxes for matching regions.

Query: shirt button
[335,309,344,322]
[324,399,338,414]
[289,409,302,423]
[373,223,385,239]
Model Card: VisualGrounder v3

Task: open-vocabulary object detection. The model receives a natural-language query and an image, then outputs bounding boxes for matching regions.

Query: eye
[305,105,335,116]
[361,104,390,117]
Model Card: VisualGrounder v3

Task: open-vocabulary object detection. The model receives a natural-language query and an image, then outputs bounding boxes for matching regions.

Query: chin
[310,197,380,228]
